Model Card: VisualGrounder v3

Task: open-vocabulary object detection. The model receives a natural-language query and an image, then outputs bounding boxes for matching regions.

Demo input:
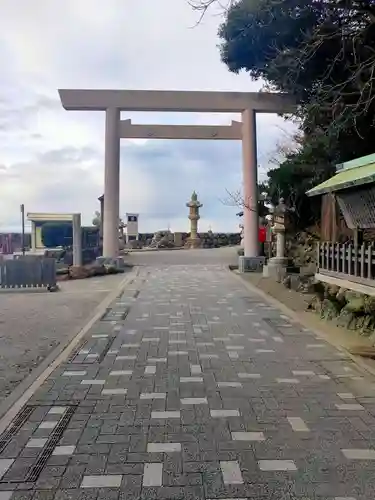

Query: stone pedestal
[263,222,288,280]
[185,236,202,249]
[263,257,288,281]
[239,256,265,273]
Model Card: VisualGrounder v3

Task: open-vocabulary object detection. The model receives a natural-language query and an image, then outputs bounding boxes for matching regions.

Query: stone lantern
[263,198,288,280]
[185,191,203,249]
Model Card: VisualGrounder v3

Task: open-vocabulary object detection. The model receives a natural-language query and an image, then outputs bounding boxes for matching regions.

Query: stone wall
[308,282,375,339]
[135,232,241,248]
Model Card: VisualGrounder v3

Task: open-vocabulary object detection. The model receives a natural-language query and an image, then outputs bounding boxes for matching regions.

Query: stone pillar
[239,109,264,272]
[103,108,120,258]
[31,222,36,252]
[190,218,198,240]
[276,230,285,259]
[72,213,82,266]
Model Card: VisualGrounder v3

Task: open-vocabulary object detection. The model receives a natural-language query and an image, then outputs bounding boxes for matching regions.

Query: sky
[0,0,296,234]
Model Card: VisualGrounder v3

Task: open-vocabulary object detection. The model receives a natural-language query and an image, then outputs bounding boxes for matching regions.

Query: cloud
[0,0,297,234]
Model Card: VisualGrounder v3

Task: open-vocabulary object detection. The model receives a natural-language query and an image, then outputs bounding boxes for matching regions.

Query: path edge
[0,268,137,434]
[230,269,375,380]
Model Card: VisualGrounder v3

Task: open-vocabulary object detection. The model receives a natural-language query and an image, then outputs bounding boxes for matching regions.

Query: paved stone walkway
[1,265,375,499]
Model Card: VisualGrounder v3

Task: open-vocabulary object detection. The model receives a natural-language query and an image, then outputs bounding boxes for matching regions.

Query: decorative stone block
[238,256,265,273]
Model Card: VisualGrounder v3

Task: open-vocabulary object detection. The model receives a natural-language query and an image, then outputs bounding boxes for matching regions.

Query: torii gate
[58,89,295,270]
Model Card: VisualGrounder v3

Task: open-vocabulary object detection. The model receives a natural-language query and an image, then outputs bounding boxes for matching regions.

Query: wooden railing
[317,242,375,286]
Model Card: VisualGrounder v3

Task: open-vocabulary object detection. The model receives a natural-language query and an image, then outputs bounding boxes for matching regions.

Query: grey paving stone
[25,438,47,448]
[53,446,76,456]
[258,460,297,471]
[151,411,180,419]
[210,410,240,418]
[220,460,244,484]
[147,443,181,453]
[342,449,375,459]
[81,475,122,488]
[0,493,12,500]
[142,463,163,486]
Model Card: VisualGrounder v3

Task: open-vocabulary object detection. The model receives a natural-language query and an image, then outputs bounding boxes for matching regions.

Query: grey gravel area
[0,273,126,401]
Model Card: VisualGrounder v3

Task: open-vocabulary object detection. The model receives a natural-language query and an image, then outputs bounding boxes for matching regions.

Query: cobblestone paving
[1,265,375,499]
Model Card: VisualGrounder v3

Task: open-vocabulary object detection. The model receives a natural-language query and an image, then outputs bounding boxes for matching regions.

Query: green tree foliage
[217,0,375,227]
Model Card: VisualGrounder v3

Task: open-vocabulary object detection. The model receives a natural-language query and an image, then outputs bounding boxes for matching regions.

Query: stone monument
[185,191,203,249]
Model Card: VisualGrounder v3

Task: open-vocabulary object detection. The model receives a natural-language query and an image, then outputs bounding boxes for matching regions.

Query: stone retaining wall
[308,282,375,339]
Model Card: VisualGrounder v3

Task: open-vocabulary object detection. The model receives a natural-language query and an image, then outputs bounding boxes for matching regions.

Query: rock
[127,240,143,249]
[56,268,69,275]
[320,298,340,320]
[364,296,375,314]
[106,265,119,274]
[307,295,322,313]
[148,230,175,249]
[336,309,356,329]
[282,275,291,288]
[345,296,365,313]
[344,290,362,303]
[336,287,348,305]
[89,265,107,276]
[56,274,70,282]
[325,285,340,300]
[69,266,92,279]
[288,273,315,294]
[313,281,326,300]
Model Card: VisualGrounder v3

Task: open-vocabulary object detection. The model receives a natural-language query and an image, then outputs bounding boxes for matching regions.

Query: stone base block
[96,256,125,270]
[263,263,287,282]
[184,238,201,249]
[238,256,265,273]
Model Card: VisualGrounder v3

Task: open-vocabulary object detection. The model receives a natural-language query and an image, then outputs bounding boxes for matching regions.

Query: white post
[31,222,36,252]
[72,213,82,266]
[241,108,259,258]
[103,108,120,259]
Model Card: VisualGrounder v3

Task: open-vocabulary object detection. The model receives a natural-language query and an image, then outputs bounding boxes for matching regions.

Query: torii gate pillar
[103,108,120,258]
[241,109,259,263]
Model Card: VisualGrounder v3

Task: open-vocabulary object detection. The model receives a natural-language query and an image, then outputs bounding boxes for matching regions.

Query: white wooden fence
[317,242,375,286]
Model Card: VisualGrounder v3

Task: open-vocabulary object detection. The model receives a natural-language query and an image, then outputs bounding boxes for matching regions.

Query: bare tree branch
[219,188,257,212]
[188,0,237,23]
[267,128,303,167]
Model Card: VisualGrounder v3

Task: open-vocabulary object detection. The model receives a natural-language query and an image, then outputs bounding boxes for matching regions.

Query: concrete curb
[0,268,138,435]
[230,269,375,380]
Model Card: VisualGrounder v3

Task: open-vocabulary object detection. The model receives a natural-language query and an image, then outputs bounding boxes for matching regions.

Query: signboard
[126,213,139,238]
[274,214,285,226]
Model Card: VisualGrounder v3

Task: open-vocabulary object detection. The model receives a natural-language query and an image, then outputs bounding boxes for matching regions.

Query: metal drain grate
[0,406,34,453]
[100,307,130,322]
[25,406,76,482]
